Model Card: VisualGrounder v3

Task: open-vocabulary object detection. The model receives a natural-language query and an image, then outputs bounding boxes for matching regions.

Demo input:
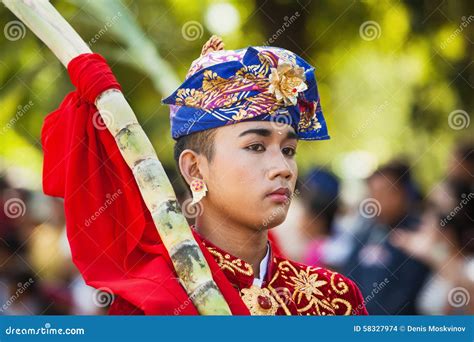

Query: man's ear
[178,149,207,186]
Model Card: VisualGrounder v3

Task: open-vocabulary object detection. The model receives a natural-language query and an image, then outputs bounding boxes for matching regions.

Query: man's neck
[195,212,268,277]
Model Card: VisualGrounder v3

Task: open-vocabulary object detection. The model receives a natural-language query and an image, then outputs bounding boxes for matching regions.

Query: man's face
[367,175,406,225]
[201,121,298,231]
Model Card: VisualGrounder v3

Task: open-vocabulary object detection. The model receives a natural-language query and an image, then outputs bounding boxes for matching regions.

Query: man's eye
[246,144,265,152]
[282,147,296,157]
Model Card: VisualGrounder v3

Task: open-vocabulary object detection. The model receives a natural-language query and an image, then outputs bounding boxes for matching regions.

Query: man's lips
[266,187,291,202]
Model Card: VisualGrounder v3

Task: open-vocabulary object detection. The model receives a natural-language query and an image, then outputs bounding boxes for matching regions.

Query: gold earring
[190,178,208,205]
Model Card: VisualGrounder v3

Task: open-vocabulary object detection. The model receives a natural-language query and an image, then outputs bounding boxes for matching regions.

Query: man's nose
[267,150,294,181]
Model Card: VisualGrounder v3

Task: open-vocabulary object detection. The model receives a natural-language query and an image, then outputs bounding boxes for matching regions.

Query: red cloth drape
[41,53,249,315]
[268,231,285,258]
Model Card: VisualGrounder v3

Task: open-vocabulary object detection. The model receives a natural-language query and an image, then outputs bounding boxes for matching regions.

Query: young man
[109,36,368,315]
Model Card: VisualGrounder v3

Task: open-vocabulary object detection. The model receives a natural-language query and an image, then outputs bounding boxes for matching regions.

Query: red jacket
[109,232,368,316]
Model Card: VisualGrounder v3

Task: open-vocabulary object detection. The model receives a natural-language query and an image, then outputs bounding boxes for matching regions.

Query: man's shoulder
[272,254,354,285]
[269,255,368,315]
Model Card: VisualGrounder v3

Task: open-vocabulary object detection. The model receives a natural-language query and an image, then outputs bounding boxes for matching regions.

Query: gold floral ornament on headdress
[200,35,225,56]
[268,59,308,106]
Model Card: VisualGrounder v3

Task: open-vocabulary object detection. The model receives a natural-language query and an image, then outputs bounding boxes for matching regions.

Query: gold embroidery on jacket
[331,298,352,315]
[266,260,357,315]
[204,240,355,316]
[205,246,253,276]
[330,272,349,295]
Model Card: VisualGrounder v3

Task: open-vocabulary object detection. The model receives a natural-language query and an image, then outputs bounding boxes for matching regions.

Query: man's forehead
[227,121,297,137]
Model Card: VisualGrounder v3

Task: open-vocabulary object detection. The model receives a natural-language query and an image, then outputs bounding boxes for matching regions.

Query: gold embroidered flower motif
[288,269,328,304]
[268,60,308,106]
[231,109,248,121]
[176,88,204,107]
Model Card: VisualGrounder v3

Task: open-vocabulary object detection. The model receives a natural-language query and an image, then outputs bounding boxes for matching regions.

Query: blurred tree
[0,0,472,192]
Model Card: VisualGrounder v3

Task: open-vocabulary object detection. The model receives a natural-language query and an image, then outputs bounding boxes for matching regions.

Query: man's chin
[260,213,288,230]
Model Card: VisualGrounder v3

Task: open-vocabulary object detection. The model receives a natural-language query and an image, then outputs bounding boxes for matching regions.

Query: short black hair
[368,161,411,187]
[454,140,474,166]
[368,160,423,205]
[173,128,218,186]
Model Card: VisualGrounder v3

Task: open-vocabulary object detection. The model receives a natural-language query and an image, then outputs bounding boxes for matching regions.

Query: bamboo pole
[2,0,231,315]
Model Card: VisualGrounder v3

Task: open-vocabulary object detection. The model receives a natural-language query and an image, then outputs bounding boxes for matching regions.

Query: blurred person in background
[0,178,45,315]
[447,141,474,191]
[342,161,430,314]
[298,168,341,267]
[0,175,101,315]
[392,141,474,314]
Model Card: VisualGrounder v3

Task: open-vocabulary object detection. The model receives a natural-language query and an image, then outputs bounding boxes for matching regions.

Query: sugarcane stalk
[2,0,231,315]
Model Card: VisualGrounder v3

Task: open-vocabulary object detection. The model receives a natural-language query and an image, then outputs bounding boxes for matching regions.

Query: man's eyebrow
[238,128,272,137]
[238,128,298,140]
[286,130,298,140]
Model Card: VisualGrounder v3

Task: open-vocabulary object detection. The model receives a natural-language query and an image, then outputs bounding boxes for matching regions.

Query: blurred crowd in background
[275,140,474,315]
[0,176,109,315]
[1,140,472,315]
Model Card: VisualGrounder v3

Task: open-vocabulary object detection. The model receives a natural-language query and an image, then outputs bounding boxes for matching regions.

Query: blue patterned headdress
[162,36,329,141]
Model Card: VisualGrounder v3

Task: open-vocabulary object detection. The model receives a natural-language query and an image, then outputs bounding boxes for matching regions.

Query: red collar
[193,227,274,290]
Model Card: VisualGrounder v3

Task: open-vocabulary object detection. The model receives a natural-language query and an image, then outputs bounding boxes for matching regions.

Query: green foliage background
[0,0,472,192]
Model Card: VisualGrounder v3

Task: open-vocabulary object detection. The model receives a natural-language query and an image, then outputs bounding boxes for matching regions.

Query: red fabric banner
[41,53,249,315]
